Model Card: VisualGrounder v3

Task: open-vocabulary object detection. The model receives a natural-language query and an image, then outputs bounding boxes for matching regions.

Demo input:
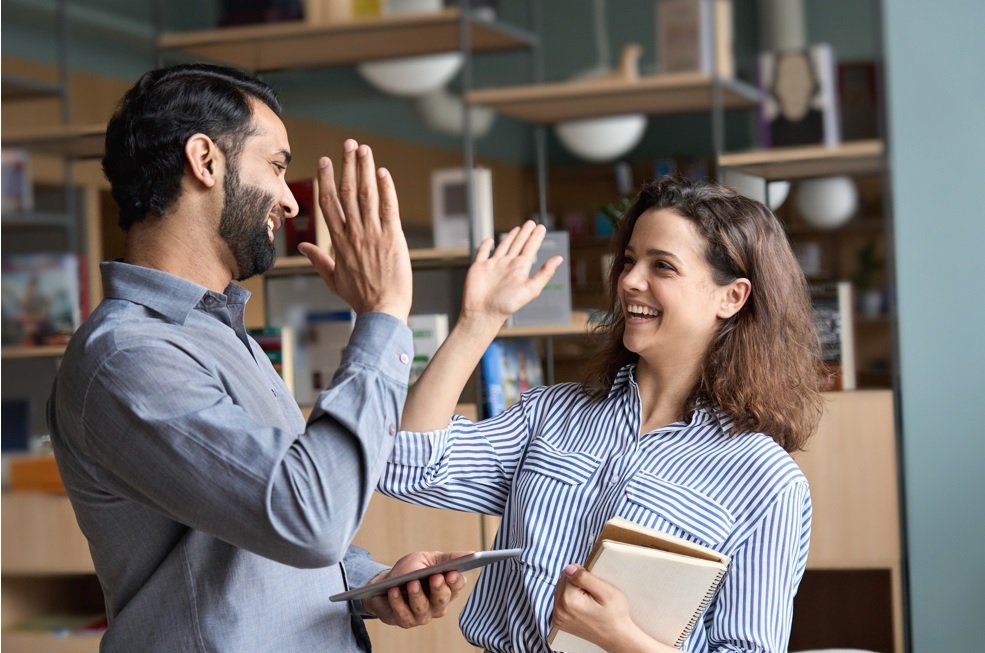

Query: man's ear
[717,278,751,320]
[185,133,221,188]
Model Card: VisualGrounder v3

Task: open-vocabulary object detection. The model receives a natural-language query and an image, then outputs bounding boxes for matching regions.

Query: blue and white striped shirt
[380,365,811,653]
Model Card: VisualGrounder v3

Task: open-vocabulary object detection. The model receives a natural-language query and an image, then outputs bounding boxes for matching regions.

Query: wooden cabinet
[1,493,104,651]
[791,390,904,652]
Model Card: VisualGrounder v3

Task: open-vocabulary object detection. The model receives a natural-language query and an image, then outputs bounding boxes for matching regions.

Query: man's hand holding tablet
[331,549,522,628]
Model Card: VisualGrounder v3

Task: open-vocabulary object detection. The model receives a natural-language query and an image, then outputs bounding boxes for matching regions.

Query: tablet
[329,548,522,602]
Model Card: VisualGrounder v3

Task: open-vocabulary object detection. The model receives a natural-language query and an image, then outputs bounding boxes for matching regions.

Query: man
[47,63,465,652]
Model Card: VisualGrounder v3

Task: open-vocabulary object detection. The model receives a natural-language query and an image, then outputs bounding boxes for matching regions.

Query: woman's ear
[718,278,751,319]
[185,133,221,188]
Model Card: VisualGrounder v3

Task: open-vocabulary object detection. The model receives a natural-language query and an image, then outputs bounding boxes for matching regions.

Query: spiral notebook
[547,517,731,651]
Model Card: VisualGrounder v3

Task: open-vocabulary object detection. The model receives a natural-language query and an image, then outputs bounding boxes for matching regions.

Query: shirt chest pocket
[622,472,735,549]
[519,438,601,485]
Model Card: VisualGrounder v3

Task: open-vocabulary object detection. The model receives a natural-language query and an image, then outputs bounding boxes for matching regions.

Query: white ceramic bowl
[555,114,647,162]
[795,175,859,230]
[358,52,464,97]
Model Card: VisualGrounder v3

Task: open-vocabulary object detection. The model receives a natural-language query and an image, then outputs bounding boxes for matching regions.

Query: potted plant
[853,240,884,316]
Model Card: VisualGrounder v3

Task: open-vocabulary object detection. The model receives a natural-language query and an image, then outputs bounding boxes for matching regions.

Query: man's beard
[219,164,278,281]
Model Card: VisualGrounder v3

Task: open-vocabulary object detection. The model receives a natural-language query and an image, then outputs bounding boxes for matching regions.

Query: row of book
[0,254,854,397]
[250,311,547,419]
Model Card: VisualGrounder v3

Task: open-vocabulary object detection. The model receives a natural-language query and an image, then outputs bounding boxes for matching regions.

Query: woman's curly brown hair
[584,176,825,451]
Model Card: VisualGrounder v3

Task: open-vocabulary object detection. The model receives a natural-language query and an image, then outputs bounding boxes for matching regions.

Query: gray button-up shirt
[48,261,413,652]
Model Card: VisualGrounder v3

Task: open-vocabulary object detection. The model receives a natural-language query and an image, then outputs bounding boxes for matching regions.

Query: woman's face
[617,209,740,368]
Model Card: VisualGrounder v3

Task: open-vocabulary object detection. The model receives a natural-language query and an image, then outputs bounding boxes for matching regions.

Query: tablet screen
[329,548,522,602]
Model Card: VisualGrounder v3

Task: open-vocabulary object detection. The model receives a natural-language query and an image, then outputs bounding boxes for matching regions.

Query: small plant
[853,240,882,291]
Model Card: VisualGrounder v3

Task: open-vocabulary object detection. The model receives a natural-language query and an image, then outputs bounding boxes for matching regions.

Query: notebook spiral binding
[674,567,729,648]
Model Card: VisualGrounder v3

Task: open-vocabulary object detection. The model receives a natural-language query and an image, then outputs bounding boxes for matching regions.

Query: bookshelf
[718,141,892,390]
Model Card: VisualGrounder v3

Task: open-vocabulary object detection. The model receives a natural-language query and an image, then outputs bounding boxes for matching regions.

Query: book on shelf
[656,0,734,79]
[758,43,841,148]
[248,326,296,395]
[1,252,85,347]
[294,309,356,405]
[407,313,449,387]
[479,338,544,418]
[548,516,731,652]
[506,230,572,327]
[810,281,856,391]
[8,453,65,494]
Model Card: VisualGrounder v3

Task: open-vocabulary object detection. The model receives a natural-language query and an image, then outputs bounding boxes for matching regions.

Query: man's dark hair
[102,63,282,230]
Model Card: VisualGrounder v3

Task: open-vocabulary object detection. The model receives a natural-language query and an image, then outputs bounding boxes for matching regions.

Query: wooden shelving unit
[157,9,535,71]
[465,72,759,123]
[2,493,104,652]
[1,124,106,160]
[717,140,885,180]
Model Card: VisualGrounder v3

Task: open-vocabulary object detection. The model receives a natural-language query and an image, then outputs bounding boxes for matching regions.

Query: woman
[379,176,825,652]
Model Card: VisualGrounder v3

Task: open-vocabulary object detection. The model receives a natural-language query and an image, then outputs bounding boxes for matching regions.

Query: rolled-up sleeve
[378,390,543,516]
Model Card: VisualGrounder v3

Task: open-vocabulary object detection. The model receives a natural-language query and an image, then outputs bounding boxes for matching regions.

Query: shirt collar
[100,260,251,324]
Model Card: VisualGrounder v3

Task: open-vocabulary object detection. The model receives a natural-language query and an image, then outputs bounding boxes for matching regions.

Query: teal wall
[883,0,985,650]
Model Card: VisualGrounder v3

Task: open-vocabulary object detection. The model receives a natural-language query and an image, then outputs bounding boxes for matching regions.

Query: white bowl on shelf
[795,175,859,230]
[555,114,647,162]
[358,52,464,97]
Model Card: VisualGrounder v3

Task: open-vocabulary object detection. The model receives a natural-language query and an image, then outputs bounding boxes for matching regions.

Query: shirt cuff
[391,425,451,467]
[343,312,414,385]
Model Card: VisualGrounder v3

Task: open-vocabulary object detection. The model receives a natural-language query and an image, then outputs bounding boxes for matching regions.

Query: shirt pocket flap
[520,439,601,485]
[625,472,735,547]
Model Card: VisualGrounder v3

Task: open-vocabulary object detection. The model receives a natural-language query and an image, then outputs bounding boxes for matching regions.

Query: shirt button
[399,353,410,365]
[388,424,397,436]
[609,474,619,485]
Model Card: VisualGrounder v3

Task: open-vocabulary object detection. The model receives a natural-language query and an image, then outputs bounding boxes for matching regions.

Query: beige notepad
[548,517,730,652]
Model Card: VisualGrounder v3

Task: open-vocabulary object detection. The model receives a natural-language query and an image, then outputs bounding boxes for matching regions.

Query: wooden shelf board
[465,73,759,123]
[718,140,885,180]
[499,310,593,337]
[1,124,105,159]
[2,630,102,653]
[268,246,471,276]
[1,345,67,360]
[158,9,534,71]
[2,76,63,101]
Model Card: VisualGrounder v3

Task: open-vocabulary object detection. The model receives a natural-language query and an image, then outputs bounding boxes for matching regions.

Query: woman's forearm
[400,314,502,432]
